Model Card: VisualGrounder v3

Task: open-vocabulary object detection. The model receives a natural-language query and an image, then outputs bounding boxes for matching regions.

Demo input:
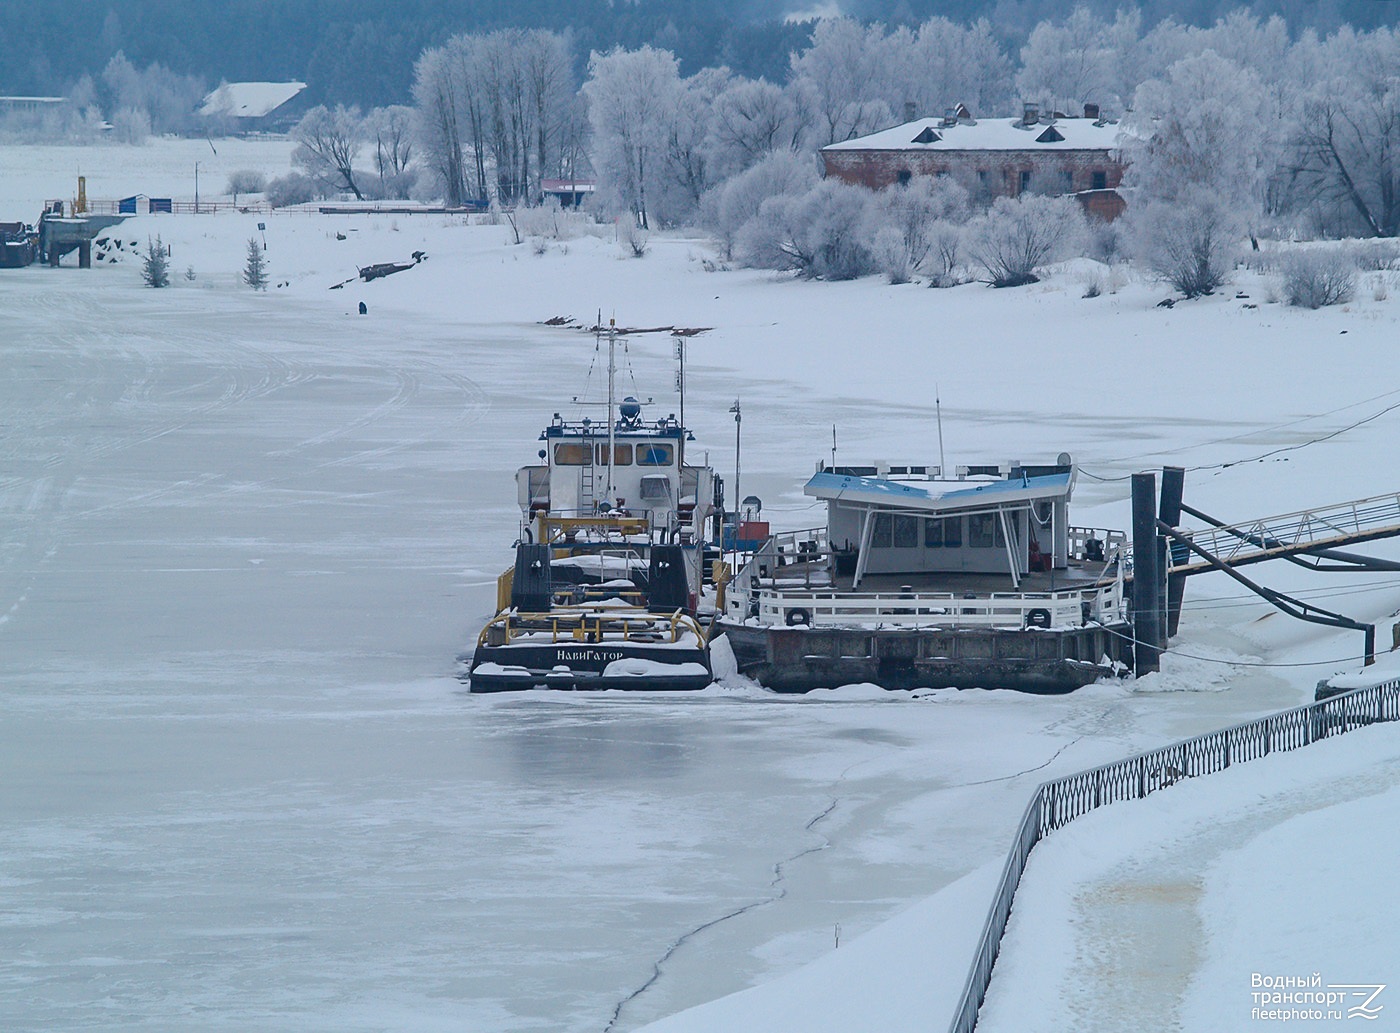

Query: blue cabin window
[637,443,674,466]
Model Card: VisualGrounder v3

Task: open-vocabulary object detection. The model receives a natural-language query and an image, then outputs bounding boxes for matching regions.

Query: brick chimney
[1021,102,1039,126]
[904,101,917,123]
[1084,102,1100,120]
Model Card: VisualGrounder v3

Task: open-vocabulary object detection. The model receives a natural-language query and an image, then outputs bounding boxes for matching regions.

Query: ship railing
[1067,525,1127,563]
[751,586,1116,630]
[478,608,707,648]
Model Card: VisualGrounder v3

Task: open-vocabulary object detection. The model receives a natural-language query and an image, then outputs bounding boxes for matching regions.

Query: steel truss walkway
[1169,491,1400,574]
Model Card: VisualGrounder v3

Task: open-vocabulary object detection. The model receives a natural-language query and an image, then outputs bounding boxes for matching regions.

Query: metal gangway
[1119,491,1400,575]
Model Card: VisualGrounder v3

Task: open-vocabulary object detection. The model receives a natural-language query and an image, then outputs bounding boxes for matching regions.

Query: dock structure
[1124,471,1400,670]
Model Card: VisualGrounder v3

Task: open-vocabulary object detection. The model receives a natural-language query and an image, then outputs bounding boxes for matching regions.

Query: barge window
[872,513,893,548]
[553,443,591,465]
[637,443,674,466]
[925,516,962,548]
[968,513,1004,548]
[597,443,633,465]
[893,514,919,548]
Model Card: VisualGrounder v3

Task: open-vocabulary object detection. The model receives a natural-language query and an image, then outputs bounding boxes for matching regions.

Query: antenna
[831,424,837,470]
[935,383,946,476]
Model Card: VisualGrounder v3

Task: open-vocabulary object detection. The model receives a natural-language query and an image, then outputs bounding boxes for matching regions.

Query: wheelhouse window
[893,514,919,548]
[968,512,1005,548]
[637,443,674,466]
[871,513,893,548]
[925,516,962,548]
[639,475,672,501]
[597,443,632,465]
[553,442,591,465]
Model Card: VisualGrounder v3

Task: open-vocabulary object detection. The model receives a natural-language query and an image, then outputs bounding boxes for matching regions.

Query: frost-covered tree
[702,149,818,260]
[242,237,268,290]
[100,51,203,136]
[1120,51,1271,293]
[1290,27,1400,237]
[583,45,682,228]
[141,236,169,288]
[966,194,1086,287]
[292,105,366,200]
[704,78,809,181]
[226,170,265,205]
[907,18,1012,119]
[412,43,469,206]
[738,178,879,280]
[366,105,416,198]
[656,67,729,224]
[1017,7,1114,114]
[789,19,894,145]
[873,175,971,284]
[412,30,576,207]
[1129,197,1237,297]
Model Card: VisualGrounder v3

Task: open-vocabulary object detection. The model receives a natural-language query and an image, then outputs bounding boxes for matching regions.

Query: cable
[1100,623,1380,669]
[1077,389,1400,482]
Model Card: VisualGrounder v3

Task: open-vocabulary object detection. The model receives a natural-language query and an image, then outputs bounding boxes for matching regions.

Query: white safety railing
[752,583,1125,629]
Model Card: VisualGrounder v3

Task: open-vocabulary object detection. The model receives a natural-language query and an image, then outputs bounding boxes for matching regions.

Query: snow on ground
[2,139,1400,1032]
[978,720,1400,1033]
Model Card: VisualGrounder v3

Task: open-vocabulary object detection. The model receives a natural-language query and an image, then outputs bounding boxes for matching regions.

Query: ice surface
[2,139,1399,1032]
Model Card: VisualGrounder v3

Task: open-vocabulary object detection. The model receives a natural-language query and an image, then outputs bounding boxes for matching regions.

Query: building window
[1062,170,1074,191]
[637,443,674,466]
[977,170,988,184]
[1019,170,1031,193]
[893,514,919,548]
[1092,170,1107,190]
[896,169,912,186]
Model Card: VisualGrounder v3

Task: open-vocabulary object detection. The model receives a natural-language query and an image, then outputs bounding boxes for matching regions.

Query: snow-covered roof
[824,116,1122,153]
[805,470,1073,513]
[541,178,595,193]
[199,82,307,119]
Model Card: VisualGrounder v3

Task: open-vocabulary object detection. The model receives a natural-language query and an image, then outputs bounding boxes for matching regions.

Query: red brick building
[823,104,1127,220]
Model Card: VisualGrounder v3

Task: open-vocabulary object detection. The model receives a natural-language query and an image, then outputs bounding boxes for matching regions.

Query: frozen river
[0,251,1367,1032]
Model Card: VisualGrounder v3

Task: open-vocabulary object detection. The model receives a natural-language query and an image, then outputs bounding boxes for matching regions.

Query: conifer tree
[141,236,169,287]
[242,236,268,290]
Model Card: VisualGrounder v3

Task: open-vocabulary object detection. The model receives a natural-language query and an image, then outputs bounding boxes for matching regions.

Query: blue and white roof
[805,470,1073,512]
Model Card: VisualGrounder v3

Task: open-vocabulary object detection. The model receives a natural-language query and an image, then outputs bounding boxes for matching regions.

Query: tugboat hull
[468,641,711,692]
[717,620,1131,694]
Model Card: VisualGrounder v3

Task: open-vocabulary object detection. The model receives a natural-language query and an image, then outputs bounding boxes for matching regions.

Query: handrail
[947,677,1400,1033]
[477,607,705,648]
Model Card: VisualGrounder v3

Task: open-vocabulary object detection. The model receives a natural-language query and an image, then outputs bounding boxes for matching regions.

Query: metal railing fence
[947,677,1400,1033]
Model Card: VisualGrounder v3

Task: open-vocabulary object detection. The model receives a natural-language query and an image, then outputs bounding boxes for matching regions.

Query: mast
[606,317,616,505]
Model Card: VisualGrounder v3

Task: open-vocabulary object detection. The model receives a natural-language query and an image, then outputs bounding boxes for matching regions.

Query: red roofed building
[823,103,1127,220]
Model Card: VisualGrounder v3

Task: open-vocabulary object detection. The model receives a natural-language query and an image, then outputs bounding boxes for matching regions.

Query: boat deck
[756,558,1114,597]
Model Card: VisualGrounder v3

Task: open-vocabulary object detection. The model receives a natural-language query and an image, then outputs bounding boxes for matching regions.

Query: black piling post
[1160,465,1186,638]
[1132,472,1162,675]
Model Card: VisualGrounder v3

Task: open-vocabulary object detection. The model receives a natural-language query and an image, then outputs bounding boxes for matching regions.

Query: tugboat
[712,454,1134,693]
[0,222,38,268]
[466,321,720,692]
